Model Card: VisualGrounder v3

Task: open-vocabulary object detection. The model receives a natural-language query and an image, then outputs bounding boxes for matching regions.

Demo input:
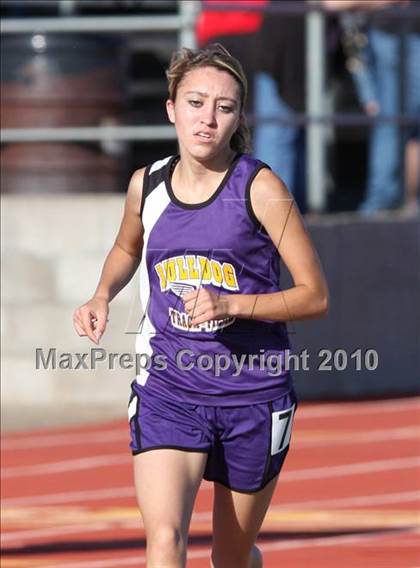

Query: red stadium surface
[2,397,419,567]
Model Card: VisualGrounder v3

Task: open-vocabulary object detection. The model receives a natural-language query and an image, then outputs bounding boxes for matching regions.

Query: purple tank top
[135,153,293,406]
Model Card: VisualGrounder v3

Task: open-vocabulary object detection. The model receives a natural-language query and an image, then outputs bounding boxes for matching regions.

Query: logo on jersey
[154,255,239,332]
[155,255,239,292]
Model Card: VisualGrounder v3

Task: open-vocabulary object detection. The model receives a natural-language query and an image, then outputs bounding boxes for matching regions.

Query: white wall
[1,194,142,431]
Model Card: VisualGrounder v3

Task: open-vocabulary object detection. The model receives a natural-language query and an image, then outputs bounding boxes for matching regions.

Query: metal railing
[306,7,326,211]
[0,14,182,33]
[0,125,177,143]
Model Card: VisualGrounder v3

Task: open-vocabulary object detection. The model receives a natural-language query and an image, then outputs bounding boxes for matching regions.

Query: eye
[218,105,235,114]
[189,99,202,107]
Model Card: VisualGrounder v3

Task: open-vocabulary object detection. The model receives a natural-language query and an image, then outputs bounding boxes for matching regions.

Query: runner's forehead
[177,67,240,100]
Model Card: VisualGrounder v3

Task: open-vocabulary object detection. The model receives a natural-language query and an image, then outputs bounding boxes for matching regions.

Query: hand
[183,288,232,326]
[73,297,109,344]
[365,100,380,117]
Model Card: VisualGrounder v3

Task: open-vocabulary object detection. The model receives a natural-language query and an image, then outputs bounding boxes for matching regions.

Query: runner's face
[166,66,241,161]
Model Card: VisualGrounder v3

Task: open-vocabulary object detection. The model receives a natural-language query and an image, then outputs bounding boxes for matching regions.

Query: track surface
[2,397,420,567]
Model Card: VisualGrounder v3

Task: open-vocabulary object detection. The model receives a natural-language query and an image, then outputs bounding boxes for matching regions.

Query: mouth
[194,131,213,142]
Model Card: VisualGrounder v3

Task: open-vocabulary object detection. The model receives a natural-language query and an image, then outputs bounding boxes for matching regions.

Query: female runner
[74,44,329,568]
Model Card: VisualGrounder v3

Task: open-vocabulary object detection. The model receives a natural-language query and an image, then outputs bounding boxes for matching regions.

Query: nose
[200,103,217,127]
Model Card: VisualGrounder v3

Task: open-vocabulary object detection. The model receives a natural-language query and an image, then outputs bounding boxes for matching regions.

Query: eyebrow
[184,91,238,104]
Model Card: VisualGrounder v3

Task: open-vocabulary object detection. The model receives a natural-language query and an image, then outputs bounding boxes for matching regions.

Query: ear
[166,99,175,124]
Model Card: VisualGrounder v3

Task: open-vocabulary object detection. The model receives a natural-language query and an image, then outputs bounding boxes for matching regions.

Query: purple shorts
[128,382,298,493]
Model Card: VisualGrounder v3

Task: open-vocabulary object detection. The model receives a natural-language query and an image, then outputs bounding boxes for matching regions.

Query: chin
[187,145,216,160]
[188,142,229,162]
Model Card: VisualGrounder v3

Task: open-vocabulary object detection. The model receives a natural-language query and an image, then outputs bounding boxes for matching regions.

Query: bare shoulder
[250,167,295,222]
[114,167,147,257]
[127,166,147,197]
[126,166,147,214]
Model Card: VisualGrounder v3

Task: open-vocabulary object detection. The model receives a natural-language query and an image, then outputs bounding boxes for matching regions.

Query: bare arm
[183,169,329,324]
[73,168,145,343]
[94,169,145,303]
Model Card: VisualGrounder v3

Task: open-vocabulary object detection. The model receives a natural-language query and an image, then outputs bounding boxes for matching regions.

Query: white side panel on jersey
[135,179,171,386]
[149,155,172,175]
[128,395,138,421]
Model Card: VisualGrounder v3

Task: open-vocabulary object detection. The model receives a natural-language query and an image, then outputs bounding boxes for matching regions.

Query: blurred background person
[196,0,268,113]
[253,0,307,211]
[325,0,419,215]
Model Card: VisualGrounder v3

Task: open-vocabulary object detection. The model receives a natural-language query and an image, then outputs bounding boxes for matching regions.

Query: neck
[176,148,237,185]
[171,148,238,201]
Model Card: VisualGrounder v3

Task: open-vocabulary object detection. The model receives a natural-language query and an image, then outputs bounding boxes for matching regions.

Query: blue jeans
[253,71,305,210]
[349,49,377,110]
[359,29,420,213]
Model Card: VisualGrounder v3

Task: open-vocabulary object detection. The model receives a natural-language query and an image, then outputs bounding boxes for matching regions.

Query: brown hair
[166,44,251,153]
